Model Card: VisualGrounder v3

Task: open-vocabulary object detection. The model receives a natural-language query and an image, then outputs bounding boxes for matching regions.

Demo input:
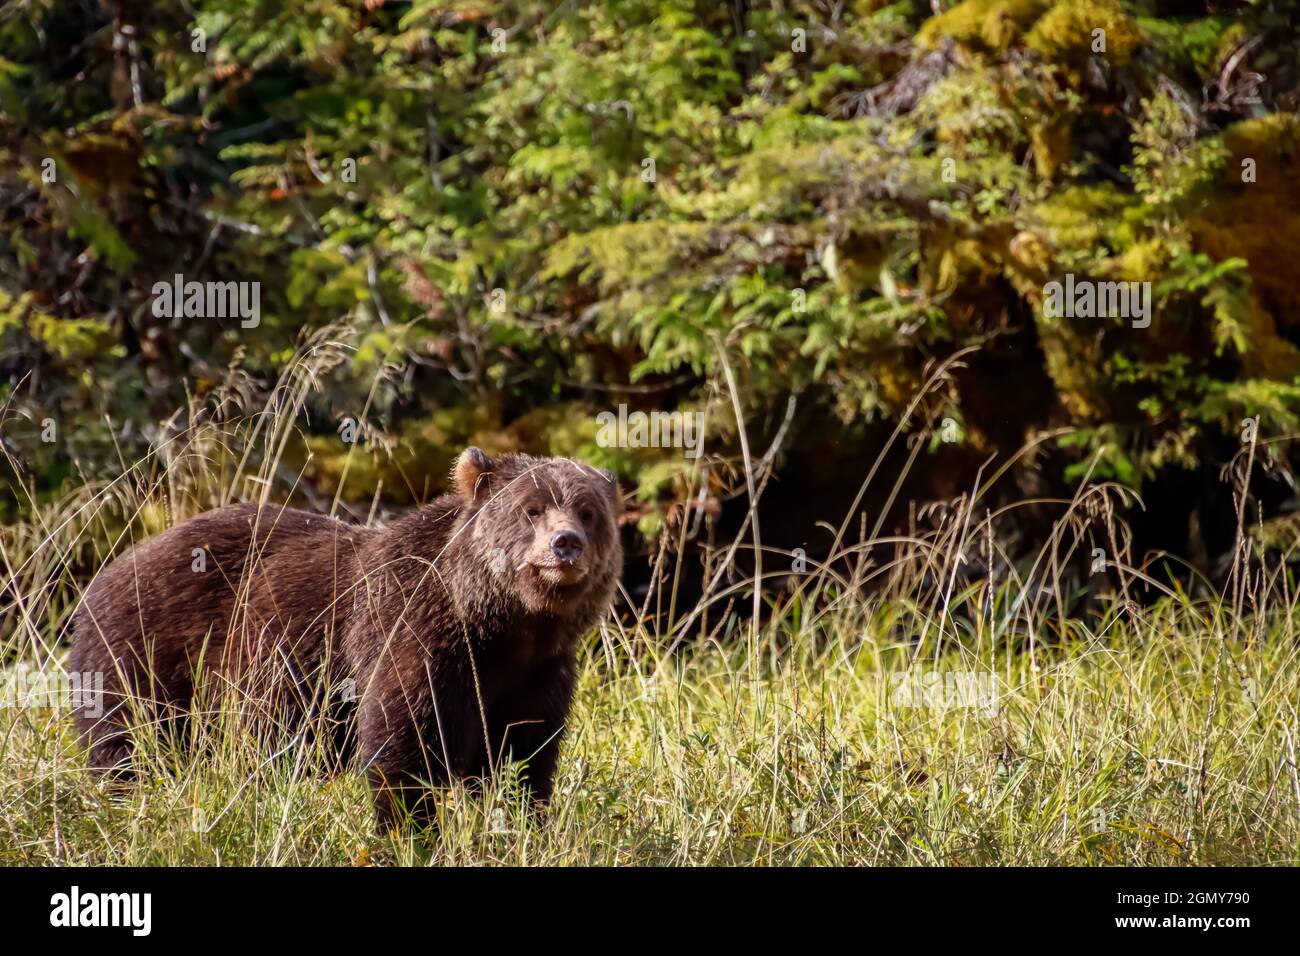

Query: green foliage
[3,0,1300,525]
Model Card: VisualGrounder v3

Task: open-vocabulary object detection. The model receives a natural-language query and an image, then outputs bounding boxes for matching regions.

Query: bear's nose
[550,530,585,563]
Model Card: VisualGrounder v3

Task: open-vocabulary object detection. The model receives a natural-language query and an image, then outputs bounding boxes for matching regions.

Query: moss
[1026,0,1142,66]
[1030,117,1071,178]
[1036,321,1111,421]
[1023,184,1141,422]
[917,0,1053,54]
[1033,183,1130,254]
[1238,297,1300,380]
[1191,114,1300,322]
[1220,112,1299,166]
[918,0,1142,64]
[851,0,904,14]
[826,231,888,298]
[1116,238,1167,282]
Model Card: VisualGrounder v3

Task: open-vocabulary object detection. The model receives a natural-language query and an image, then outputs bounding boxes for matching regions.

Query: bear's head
[453,447,623,620]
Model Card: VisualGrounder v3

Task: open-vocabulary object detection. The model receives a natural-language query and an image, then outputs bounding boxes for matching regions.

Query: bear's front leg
[356,658,484,832]
[487,654,579,809]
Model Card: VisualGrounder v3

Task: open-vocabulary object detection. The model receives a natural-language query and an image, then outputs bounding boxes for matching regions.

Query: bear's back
[70,503,372,706]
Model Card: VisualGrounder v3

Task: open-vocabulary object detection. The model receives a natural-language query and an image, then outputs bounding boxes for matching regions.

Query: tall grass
[1,334,1298,865]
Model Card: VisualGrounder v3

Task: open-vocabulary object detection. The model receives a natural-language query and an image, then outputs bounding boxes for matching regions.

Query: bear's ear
[594,467,622,513]
[453,446,494,501]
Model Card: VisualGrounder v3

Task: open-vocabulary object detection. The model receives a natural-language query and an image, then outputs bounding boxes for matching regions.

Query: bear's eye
[525,505,542,519]
[579,508,595,525]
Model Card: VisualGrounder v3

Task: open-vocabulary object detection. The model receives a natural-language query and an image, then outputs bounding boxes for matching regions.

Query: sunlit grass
[2,336,1297,866]
[2,593,1297,866]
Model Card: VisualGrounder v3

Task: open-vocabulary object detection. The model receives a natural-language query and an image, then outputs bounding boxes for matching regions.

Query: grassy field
[2,593,1298,866]
[2,346,1298,866]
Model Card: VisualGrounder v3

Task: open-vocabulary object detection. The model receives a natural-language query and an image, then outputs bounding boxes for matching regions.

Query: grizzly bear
[68,448,623,827]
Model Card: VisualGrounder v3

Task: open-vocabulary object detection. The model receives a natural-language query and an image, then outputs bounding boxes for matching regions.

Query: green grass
[3,596,1298,865]
[2,337,1298,865]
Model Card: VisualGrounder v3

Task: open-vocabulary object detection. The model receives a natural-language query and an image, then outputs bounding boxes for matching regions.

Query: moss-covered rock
[1032,183,1132,261]
[918,0,1053,54]
[1237,297,1300,380]
[1026,0,1142,67]
[1191,115,1300,322]
[918,0,1142,70]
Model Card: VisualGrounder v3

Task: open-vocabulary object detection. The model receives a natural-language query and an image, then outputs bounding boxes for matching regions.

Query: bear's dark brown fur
[68,448,622,826]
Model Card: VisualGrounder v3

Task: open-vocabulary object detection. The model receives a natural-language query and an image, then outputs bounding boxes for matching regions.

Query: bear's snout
[550,530,585,563]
